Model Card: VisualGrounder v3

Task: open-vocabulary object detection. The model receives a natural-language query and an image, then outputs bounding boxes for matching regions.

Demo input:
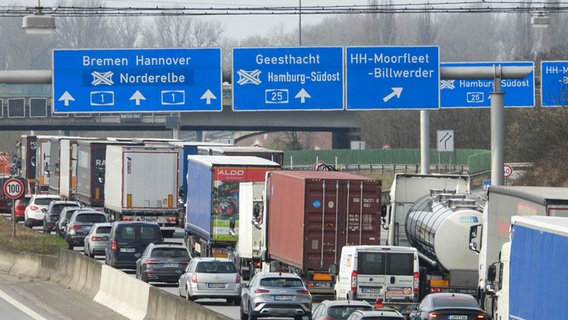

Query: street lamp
[531,11,550,28]
[22,0,55,35]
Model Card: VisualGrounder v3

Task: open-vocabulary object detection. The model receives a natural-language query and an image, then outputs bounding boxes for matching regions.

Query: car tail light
[91,236,104,241]
[236,273,241,283]
[191,273,197,283]
[112,240,117,252]
[145,259,159,265]
[69,224,81,230]
[166,217,177,223]
[296,289,310,295]
[351,270,358,292]
[123,216,133,221]
[29,205,39,210]
[476,314,487,319]
[427,312,439,318]
[414,271,419,294]
[305,281,313,288]
[254,289,270,294]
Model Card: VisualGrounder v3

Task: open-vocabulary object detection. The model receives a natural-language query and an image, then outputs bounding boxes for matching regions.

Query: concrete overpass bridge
[0,71,359,147]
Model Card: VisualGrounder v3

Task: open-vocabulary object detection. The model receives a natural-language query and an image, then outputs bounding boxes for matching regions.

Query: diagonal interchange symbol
[91,71,114,86]
[237,69,261,85]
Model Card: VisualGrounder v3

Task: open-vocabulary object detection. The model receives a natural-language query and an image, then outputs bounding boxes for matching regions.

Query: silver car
[240,272,312,320]
[178,257,241,305]
[83,222,112,258]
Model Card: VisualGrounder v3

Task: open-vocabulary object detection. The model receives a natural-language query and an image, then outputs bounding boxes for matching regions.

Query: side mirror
[380,204,387,218]
[41,208,47,213]
[487,264,497,283]
[329,263,338,276]
[468,224,482,253]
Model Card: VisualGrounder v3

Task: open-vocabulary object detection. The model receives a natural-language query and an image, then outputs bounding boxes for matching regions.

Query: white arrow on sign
[200,90,217,105]
[295,88,311,103]
[129,90,146,105]
[382,87,403,102]
[58,91,75,106]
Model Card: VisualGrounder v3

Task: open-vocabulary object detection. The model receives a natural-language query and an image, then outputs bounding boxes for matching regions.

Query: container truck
[468,186,568,316]
[490,216,568,320]
[16,135,39,192]
[261,170,382,297]
[184,155,281,258]
[104,145,180,237]
[53,136,97,199]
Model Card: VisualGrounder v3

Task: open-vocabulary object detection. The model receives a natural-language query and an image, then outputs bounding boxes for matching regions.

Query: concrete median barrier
[95,264,150,320]
[144,286,232,320]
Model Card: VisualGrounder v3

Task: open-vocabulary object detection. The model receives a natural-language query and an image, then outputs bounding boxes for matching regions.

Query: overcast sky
[18,0,375,40]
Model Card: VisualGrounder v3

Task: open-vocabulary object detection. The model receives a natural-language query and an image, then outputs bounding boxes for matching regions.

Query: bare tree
[142,14,224,48]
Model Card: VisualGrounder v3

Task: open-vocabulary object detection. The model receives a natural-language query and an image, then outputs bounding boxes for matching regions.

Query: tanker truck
[405,189,485,300]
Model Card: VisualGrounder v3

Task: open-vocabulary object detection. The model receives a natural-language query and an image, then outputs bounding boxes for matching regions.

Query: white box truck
[104,145,180,237]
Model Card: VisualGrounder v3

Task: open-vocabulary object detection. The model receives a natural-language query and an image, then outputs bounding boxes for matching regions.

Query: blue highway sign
[441,62,534,108]
[541,61,568,107]
[346,46,440,110]
[232,47,344,111]
[53,48,222,113]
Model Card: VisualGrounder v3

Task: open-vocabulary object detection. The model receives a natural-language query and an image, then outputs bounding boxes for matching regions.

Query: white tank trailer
[405,189,484,299]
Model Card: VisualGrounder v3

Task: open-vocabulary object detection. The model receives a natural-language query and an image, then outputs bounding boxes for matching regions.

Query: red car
[12,195,31,222]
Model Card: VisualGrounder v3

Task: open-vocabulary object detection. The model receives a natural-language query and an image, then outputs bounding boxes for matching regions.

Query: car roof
[253,272,302,279]
[351,310,404,318]
[112,221,159,226]
[92,222,113,228]
[148,242,187,249]
[32,194,61,199]
[191,257,232,262]
[320,300,372,307]
[426,292,475,299]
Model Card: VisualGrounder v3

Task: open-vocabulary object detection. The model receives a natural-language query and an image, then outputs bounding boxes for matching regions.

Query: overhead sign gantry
[52,48,222,113]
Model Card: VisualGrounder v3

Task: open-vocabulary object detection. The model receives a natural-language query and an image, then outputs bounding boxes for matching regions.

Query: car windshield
[196,261,237,273]
[151,248,189,259]
[63,208,80,219]
[50,203,75,215]
[35,197,58,205]
[96,226,111,234]
[260,277,304,288]
[433,296,480,308]
[75,213,107,223]
[330,306,373,319]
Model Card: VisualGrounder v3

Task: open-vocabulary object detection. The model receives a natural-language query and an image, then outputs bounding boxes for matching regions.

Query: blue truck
[492,216,568,319]
[183,155,280,258]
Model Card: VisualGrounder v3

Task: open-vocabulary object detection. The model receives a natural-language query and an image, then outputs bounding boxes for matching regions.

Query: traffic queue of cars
[12,197,488,319]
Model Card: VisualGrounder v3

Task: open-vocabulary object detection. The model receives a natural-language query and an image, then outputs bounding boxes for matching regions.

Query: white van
[333,245,419,304]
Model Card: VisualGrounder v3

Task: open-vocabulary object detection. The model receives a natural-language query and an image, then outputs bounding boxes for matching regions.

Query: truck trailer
[104,145,180,237]
[492,216,568,320]
[468,186,568,317]
[261,170,382,297]
[184,155,281,258]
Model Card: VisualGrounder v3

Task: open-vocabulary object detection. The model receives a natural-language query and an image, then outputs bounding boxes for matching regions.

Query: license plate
[274,295,293,301]
[120,248,135,253]
[448,316,468,320]
[207,283,225,288]
[163,263,178,268]
[362,288,381,293]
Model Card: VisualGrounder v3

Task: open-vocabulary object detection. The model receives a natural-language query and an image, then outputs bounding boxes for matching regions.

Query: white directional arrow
[295,88,311,103]
[129,90,146,105]
[200,89,217,105]
[382,87,403,102]
[58,91,75,106]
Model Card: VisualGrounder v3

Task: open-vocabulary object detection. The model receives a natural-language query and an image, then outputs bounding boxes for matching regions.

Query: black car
[408,293,488,320]
[42,200,81,234]
[65,210,108,249]
[105,221,163,269]
[135,242,192,283]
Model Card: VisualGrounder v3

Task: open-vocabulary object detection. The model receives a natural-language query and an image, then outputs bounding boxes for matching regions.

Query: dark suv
[105,221,163,269]
[42,200,81,234]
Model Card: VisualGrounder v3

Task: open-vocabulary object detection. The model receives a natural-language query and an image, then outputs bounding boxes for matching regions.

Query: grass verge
[0,217,66,254]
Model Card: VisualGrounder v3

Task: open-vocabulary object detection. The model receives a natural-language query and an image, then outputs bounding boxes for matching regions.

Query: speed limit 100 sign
[3,178,24,199]
[504,164,513,179]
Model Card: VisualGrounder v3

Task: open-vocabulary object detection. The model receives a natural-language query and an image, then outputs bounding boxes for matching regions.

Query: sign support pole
[420,110,429,174]
[490,66,505,186]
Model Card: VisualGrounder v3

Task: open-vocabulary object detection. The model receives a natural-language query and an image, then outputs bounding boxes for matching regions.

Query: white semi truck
[468,186,568,317]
